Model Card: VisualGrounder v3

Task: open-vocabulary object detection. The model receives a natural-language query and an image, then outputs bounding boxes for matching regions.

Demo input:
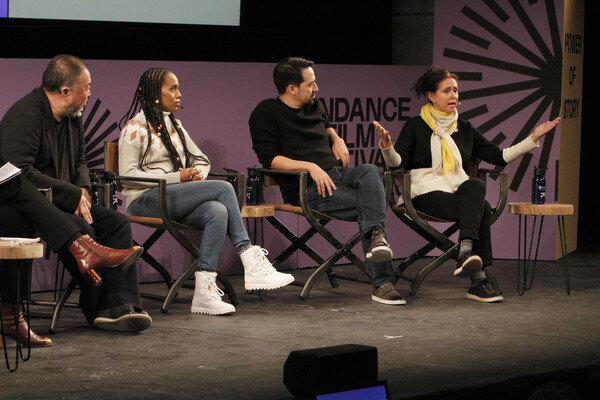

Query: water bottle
[224,168,239,196]
[246,168,263,205]
[108,180,118,210]
[531,166,547,204]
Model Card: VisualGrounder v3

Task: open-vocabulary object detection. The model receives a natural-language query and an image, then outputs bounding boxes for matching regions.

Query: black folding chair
[104,141,245,313]
[384,168,507,296]
[255,168,371,300]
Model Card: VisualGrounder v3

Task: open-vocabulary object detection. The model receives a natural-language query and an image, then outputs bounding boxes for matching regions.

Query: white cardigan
[118,111,211,206]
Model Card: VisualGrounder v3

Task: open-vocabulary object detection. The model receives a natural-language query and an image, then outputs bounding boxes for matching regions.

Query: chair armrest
[383,171,404,207]
[208,171,235,178]
[254,167,306,177]
[477,170,508,224]
[385,170,447,243]
[115,175,195,252]
[114,175,170,220]
[252,167,314,216]
[114,175,165,185]
[402,172,418,218]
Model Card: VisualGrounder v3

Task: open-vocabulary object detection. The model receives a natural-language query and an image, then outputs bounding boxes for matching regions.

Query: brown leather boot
[68,234,143,284]
[1,302,52,347]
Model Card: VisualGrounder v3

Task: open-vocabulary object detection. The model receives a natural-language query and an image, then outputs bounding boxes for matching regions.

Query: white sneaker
[191,271,235,315]
[240,246,295,291]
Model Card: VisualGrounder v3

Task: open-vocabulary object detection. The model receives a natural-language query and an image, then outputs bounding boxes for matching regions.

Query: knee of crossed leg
[206,201,228,225]
[460,178,486,198]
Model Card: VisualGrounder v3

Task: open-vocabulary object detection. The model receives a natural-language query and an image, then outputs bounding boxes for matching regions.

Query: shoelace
[251,247,276,275]
[203,276,225,300]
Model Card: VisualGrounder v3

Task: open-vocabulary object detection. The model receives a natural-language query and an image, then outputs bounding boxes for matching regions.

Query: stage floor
[2,247,599,399]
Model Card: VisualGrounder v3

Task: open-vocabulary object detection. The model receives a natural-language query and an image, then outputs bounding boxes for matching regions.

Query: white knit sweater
[118,111,211,206]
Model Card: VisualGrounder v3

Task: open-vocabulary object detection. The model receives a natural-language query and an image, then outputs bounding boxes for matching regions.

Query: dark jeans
[306,164,394,287]
[412,178,493,266]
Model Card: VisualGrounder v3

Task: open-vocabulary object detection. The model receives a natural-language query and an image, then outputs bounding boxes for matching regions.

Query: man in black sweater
[249,57,405,305]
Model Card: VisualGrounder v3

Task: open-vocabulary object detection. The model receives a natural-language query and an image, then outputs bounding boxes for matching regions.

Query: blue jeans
[306,164,394,287]
[128,180,251,272]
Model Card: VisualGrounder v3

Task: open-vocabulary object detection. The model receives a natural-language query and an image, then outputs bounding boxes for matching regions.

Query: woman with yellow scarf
[374,66,559,303]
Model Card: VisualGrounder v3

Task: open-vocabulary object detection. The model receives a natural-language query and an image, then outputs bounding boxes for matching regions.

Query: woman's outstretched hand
[373,120,393,149]
[532,117,561,142]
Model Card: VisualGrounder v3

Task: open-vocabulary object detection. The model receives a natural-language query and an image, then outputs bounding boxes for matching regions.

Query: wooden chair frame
[384,168,508,296]
[104,141,245,313]
[254,168,371,300]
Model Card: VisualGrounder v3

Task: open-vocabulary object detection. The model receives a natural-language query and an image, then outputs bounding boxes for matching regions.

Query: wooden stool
[241,204,275,246]
[509,203,574,295]
[0,241,44,372]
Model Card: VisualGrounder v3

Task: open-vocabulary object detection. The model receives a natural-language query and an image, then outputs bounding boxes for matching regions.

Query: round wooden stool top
[241,204,275,218]
[0,242,44,260]
[509,202,574,216]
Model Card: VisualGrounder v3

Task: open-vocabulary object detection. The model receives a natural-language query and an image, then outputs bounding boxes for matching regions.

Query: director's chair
[384,167,507,296]
[104,141,245,313]
[255,168,372,300]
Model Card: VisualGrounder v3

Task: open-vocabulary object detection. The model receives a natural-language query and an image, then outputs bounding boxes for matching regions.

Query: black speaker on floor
[283,344,378,399]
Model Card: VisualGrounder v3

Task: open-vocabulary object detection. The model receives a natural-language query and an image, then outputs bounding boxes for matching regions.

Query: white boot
[240,246,295,291]
[191,271,235,315]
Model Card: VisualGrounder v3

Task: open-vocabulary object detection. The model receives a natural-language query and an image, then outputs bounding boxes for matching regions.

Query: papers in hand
[0,237,42,246]
[0,162,22,185]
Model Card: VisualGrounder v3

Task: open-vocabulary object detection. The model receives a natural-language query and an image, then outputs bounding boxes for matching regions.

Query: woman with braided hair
[118,68,294,315]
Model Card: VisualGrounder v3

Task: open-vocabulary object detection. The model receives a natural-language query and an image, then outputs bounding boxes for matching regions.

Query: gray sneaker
[372,282,406,305]
[366,229,393,262]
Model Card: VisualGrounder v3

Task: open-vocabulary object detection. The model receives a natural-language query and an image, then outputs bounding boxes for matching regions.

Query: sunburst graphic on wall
[441,0,561,191]
[82,98,120,169]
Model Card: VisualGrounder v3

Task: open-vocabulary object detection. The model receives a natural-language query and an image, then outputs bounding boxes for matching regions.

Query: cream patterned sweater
[118,111,211,206]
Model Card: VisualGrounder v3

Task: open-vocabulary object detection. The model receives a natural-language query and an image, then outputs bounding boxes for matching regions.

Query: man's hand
[331,137,350,168]
[373,120,392,149]
[75,188,93,224]
[308,164,337,198]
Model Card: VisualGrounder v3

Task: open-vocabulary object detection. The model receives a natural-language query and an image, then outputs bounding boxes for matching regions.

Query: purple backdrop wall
[433,0,564,260]
[1,46,563,290]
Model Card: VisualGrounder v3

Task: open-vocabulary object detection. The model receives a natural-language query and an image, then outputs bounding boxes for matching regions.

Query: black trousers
[0,175,142,323]
[412,178,493,267]
[58,204,143,323]
[1,175,80,302]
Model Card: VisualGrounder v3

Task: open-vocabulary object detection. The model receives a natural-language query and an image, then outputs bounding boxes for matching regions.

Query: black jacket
[0,87,90,213]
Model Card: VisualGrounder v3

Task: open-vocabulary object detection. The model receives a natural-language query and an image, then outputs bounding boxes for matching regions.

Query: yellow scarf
[420,103,458,175]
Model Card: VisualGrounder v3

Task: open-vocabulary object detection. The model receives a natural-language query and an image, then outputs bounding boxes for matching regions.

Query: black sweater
[249,98,341,204]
